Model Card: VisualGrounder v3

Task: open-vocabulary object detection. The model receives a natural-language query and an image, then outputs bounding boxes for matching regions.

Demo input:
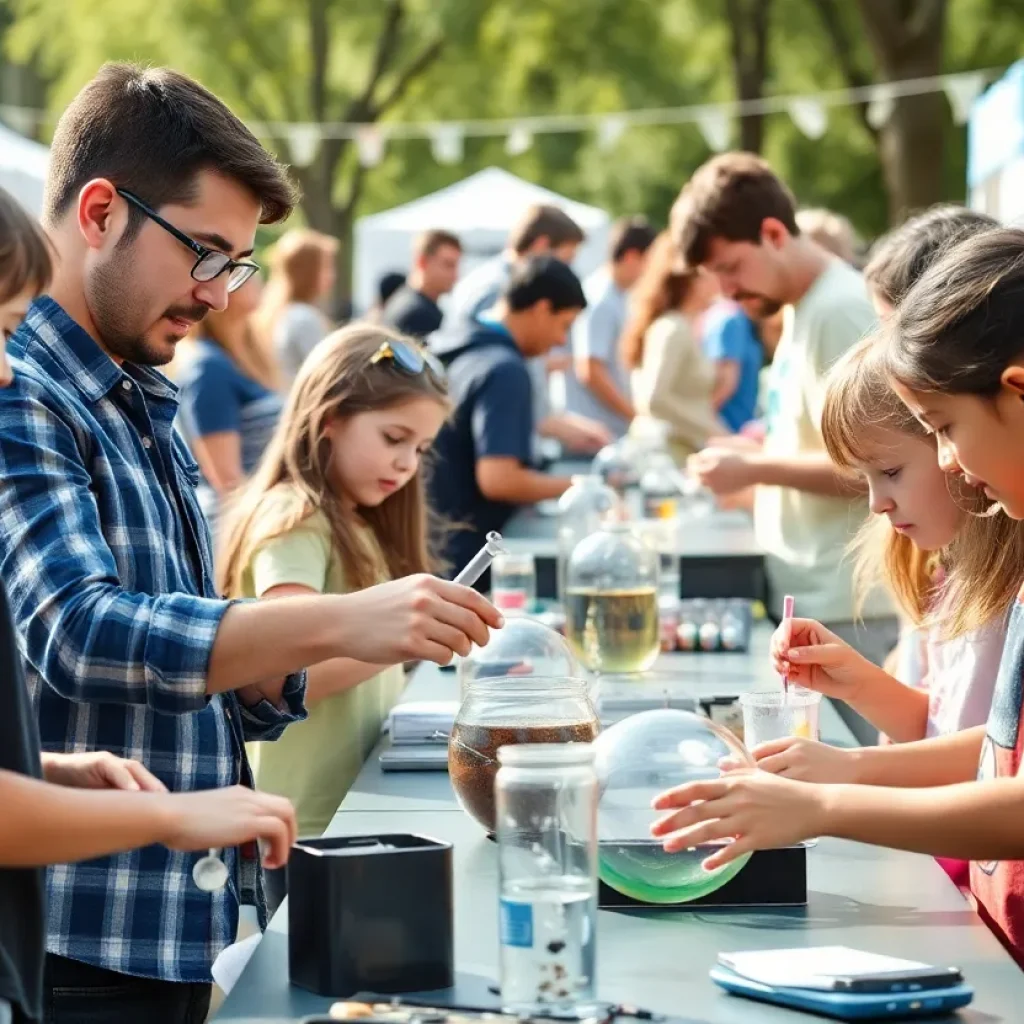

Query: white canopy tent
[0,122,49,216]
[353,167,611,314]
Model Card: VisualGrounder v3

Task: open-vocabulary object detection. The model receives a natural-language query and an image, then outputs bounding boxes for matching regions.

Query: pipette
[453,531,506,587]
[781,594,795,699]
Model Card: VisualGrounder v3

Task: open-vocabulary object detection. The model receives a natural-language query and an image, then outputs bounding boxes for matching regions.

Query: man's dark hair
[609,216,657,263]
[865,205,998,308]
[504,255,587,313]
[44,63,298,233]
[671,152,799,267]
[415,229,462,259]
[508,205,586,255]
[378,271,407,306]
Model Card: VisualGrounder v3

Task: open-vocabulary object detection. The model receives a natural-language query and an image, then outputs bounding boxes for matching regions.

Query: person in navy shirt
[700,298,763,433]
[430,256,587,577]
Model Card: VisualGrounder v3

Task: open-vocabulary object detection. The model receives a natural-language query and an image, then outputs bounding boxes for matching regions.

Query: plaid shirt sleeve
[237,671,308,742]
[0,388,227,715]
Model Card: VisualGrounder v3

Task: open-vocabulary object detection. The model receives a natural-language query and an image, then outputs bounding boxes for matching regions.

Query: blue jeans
[43,955,210,1024]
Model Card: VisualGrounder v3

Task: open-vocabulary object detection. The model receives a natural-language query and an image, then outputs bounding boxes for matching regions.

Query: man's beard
[87,254,207,366]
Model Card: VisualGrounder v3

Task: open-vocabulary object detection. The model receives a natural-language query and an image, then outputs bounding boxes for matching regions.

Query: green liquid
[599,840,751,904]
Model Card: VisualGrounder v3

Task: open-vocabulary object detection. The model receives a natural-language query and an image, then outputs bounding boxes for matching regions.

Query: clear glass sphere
[457,617,581,697]
[593,708,753,903]
[564,524,660,674]
[556,474,619,602]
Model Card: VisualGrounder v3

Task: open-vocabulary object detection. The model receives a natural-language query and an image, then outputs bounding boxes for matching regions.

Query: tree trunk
[855,0,949,223]
[725,0,773,154]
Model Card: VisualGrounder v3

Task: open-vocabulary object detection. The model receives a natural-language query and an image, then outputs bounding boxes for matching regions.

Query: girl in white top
[759,338,1024,886]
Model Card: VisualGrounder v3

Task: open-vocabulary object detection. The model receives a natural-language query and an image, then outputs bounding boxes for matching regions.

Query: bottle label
[499,898,534,948]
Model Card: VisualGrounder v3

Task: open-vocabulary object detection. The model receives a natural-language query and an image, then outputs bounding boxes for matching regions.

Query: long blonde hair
[251,228,337,357]
[219,323,449,597]
[822,336,1024,639]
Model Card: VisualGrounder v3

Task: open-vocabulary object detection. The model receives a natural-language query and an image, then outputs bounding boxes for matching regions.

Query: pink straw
[781,594,795,697]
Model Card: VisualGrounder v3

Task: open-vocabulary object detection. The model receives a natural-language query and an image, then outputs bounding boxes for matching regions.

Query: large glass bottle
[555,474,618,603]
[564,523,660,675]
[496,743,599,1016]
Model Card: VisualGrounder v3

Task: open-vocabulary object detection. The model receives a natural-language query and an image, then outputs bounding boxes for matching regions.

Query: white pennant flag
[355,125,386,168]
[430,124,464,165]
[696,109,731,152]
[867,88,895,130]
[506,125,533,156]
[286,123,321,168]
[944,72,986,125]
[596,114,627,151]
[787,98,828,140]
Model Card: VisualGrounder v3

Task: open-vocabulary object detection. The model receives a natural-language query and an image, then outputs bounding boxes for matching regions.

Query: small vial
[699,620,720,652]
[676,620,698,651]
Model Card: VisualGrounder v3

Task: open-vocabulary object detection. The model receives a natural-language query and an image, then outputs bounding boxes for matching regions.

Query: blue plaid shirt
[0,298,307,983]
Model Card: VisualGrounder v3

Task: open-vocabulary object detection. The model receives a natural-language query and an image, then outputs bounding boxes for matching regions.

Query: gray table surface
[216,626,1024,1021]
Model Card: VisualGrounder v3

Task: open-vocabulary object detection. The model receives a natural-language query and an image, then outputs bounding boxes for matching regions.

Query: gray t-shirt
[564,268,629,437]
[274,302,328,387]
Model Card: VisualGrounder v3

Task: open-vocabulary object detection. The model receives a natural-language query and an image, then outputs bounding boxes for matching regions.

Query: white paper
[719,947,932,990]
[211,931,263,996]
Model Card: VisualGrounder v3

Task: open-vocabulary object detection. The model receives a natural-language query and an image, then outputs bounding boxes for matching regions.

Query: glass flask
[449,677,599,834]
[457,616,581,699]
[564,523,660,675]
[593,708,754,903]
[640,451,685,522]
[496,744,598,1015]
[556,475,618,603]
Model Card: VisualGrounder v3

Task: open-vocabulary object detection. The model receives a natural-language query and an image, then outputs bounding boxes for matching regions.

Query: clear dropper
[453,531,506,587]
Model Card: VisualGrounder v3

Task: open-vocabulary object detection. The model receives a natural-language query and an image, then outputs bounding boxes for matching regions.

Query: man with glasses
[0,63,499,1024]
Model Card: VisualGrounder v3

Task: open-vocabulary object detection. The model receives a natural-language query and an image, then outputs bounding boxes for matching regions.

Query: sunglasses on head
[370,338,445,379]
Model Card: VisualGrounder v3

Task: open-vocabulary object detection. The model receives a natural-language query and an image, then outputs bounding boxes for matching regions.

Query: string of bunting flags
[0,68,995,170]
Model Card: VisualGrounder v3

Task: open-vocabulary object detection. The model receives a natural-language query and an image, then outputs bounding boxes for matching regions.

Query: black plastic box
[598,845,806,909]
[288,834,455,997]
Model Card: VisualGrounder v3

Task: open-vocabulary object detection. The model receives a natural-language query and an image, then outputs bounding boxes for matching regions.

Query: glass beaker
[739,688,822,749]
[449,677,599,834]
[491,551,536,615]
[496,743,598,1016]
[556,474,619,603]
[564,523,660,675]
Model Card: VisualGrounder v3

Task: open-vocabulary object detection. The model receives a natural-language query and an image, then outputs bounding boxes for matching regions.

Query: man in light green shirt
[673,153,896,683]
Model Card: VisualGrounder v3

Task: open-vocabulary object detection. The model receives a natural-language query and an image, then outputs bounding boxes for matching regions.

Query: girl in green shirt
[219,323,449,911]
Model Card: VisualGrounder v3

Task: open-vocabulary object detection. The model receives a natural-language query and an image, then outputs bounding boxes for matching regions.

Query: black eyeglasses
[116,189,260,293]
[370,338,445,379]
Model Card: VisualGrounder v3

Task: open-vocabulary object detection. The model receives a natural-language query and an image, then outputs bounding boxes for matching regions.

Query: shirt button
[142,437,153,449]
[121,379,132,391]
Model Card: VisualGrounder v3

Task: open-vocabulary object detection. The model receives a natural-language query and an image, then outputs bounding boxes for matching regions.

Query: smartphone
[710,966,974,1020]
[828,967,964,994]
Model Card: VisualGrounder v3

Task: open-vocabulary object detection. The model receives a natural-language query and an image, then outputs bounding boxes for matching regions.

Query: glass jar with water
[496,743,598,1016]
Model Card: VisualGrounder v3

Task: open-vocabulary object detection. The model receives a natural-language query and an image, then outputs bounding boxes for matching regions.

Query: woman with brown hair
[252,228,338,388]
[620,232,723,464]
[176,275,284,539]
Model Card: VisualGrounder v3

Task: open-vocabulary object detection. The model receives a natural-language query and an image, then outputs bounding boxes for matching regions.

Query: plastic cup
[738,688,821,751]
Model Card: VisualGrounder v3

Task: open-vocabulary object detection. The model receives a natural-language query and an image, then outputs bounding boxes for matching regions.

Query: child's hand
[722,736,860,784]
[649,771,827,869]
[771,616,873,702]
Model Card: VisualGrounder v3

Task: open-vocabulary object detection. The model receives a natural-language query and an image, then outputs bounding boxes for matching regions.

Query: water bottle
[496,743,599,1016]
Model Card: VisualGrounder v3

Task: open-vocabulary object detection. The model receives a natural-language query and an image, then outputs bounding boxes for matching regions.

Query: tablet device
[710,965,974,1020]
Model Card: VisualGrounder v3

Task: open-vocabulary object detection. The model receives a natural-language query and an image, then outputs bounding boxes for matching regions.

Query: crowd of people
[4,56,1024,1024]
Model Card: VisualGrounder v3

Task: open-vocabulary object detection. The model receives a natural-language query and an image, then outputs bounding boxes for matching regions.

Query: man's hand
[337,574,503,666]
[157,786,298,870]
[539,414,613,454]
[42,751,167,792]
[687,447,758,497]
